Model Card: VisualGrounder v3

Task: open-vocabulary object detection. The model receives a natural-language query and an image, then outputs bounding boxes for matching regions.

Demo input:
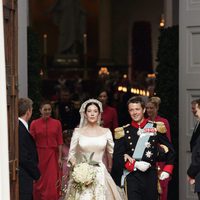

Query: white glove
[134,161,151,172]
[159,171,170,180]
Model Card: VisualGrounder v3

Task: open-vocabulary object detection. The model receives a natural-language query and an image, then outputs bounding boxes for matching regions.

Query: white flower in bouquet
[72,162,96,187]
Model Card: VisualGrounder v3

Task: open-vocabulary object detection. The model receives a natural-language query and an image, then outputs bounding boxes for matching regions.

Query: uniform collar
[131,118,148,128]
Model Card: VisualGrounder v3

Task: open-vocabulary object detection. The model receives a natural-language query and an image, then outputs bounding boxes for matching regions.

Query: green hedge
[155,25,178,200]
[155,25,178,142]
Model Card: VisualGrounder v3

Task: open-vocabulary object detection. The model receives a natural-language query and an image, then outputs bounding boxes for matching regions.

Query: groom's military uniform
[111,119,175,200]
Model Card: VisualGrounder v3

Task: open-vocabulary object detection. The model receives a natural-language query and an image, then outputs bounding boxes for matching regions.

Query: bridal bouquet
[72,162,96,188]
[66,152,99,199]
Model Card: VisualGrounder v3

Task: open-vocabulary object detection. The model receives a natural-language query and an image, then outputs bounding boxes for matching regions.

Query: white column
[98,0,111,64]
[18,0,28,97]
[164,0,173,27]
[0,1,11,199]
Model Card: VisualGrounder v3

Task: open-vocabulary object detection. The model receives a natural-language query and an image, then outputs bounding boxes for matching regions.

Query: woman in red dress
[98,90,118,133]
[30,101,63,200]
[98,90,118,169]
[146,96,171,200]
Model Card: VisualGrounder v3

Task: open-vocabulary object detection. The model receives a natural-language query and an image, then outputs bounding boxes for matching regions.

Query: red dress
[30,117,63,200]
[102,105,118,169]
[101,105,118,133]
[148,115,171,200]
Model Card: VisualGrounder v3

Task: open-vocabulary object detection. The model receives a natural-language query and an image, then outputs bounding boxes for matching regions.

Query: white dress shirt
[19,117,29,132]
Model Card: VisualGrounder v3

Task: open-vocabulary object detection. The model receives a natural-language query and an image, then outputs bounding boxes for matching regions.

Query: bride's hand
[124,154,134,163]
[58,157,62,168]
[69,158,76,167]
[107,165,112,173]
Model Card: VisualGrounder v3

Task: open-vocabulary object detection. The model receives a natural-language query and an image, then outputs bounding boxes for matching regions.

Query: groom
[111,96,175,200]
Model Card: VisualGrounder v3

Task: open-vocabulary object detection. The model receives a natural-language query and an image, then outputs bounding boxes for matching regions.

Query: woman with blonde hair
[146,96,171,200]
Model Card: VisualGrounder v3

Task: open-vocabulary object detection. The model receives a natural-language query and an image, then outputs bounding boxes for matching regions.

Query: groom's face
[128,102,145,124]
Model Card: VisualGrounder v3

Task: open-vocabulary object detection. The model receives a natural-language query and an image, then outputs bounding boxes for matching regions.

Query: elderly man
[18,98,40,200]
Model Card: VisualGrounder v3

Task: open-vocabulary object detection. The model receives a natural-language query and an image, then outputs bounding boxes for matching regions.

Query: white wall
[0,1,10,199]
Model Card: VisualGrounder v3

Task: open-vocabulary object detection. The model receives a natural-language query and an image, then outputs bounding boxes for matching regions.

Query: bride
[64,99,123,200]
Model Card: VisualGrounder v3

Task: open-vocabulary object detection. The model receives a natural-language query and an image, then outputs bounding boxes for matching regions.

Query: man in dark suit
[188,99,200,199]
[18,98,40,200]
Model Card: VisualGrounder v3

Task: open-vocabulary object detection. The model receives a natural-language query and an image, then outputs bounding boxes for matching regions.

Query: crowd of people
[18,82,200,200]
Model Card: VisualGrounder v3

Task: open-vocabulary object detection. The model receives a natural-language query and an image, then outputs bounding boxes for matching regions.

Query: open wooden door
[3,0,19,199]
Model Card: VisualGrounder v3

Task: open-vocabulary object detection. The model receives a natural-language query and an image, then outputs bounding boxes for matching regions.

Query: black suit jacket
[187,122,200,192]
[18,120,40,198]
[190,122,200,152]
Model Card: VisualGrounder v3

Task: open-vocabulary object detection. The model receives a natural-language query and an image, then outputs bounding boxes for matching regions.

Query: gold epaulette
[114,127,125,140]
[155,121,167,134]
[159,144,169,153]
[114,124,130,139]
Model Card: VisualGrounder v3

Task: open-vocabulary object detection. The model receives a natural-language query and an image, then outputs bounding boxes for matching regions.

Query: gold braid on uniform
[156,121,167,196]
[157,167,162,195]
[157,179,162,195]
[159,144,169,153]
[155,121,167,134]
[114,124,130,139]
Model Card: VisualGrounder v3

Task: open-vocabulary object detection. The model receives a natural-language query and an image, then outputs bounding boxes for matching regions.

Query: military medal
[145,150,153,158]
[137,127,143,136]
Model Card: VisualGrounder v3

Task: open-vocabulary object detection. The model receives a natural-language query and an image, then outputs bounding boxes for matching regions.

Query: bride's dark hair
[85,102,101,113]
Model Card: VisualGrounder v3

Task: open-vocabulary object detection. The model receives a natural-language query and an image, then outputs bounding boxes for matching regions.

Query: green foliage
[155,26,179,199]
[81,152,99,166]
[155,26,178,136]
[28,27,42,119]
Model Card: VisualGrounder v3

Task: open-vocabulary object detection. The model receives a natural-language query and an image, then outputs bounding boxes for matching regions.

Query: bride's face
[85,104,100,124]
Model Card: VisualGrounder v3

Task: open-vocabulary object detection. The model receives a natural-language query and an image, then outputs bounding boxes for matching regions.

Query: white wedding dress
[64,128,123,200]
